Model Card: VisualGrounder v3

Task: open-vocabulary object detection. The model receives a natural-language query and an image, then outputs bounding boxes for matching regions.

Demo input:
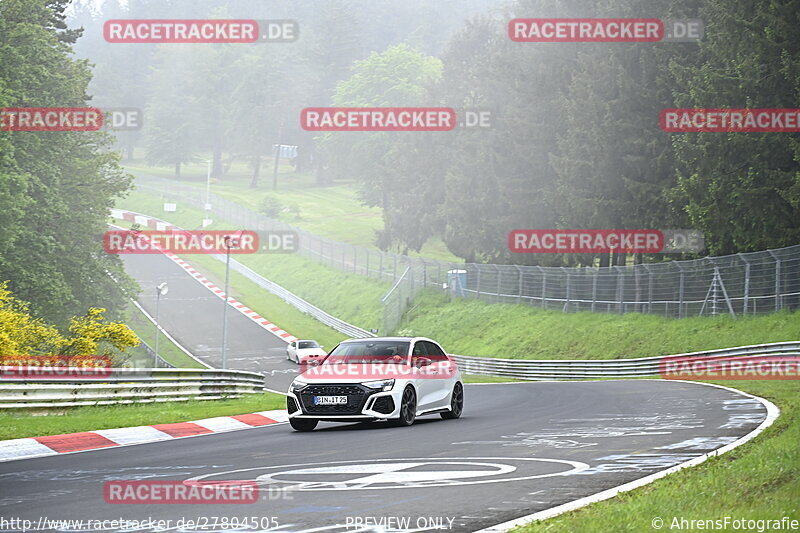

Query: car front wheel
[395,386,417,427]
[441,382,463,420]
[289,418,318,432]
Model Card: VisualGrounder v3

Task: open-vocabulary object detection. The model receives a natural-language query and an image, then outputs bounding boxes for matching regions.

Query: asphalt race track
[0,381,767,532]
[121,253,299,389]
[0,253,769,532]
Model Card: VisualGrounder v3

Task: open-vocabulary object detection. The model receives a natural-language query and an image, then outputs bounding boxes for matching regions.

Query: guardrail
[216,255,375,339]
[4,342,796,409]
[0,368,266,409]
[450,341,800,380]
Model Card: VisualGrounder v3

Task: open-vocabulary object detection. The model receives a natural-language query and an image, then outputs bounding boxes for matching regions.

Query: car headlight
[363,379,395,392]
[290,380,309,393]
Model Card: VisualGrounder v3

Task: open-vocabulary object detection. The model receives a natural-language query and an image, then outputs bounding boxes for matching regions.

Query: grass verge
[514,379,799,532]
[0,392,286,441]
[122,301,206,369]
[117,190,799,361]
[117,189,387,330]
[124,163,461,261]
[401,292,800,359]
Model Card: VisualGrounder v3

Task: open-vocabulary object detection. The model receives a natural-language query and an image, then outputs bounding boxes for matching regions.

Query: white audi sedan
[286,337,464,431]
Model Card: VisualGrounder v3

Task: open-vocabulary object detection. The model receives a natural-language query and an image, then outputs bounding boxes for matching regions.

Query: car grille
[371,395,395,415]
[299,384,372,415]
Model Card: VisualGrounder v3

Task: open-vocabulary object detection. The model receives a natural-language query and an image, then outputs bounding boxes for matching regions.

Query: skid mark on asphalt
[575,453,701,474]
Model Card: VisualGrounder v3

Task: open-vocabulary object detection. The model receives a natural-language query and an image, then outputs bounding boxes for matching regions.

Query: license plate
[313,395,347,405]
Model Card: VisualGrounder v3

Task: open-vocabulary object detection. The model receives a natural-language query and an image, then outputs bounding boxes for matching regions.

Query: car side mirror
[415,357,432,368]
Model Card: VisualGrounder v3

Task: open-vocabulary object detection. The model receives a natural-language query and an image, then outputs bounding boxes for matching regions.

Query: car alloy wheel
[396,386,417,427]
[441,382,463,419]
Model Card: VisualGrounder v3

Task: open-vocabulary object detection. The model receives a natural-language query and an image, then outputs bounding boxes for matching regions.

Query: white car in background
[286,339,326,364]
[287,337,464,431]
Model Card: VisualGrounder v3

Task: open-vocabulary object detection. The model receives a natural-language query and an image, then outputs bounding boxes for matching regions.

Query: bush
[259,194,283,218]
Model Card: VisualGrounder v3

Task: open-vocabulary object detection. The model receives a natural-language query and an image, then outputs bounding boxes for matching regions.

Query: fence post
[739,254,750,315]
[562,267,570,312]
[476,266,482,299]
[540,267,546,308]
[516,265,523,304]
[495,264,502,303]
[677,264,685,318]
[591,268,598,312]
[768,250,781,311]
[617,267,624,314]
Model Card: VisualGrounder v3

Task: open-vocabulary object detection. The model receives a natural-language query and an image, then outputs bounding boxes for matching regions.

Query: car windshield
[324,341,410,365]
[298,341,320,349]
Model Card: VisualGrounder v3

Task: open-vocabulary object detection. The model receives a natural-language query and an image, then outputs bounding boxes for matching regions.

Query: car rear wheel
[395,386,417,427]
[441,382,463,420]
[289,418,318,432]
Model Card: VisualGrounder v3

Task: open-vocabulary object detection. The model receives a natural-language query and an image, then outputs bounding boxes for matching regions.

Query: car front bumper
[287,383,400,420]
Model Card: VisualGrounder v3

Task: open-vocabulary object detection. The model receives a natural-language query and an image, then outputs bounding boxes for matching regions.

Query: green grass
[117,189,799,363]
[180,253,352,350]
[0,392,286,441]
[117,189,387,330]
[122,301,206,369]
[124,162,462,261]
[514,379,799,532]
[400,292,800,359]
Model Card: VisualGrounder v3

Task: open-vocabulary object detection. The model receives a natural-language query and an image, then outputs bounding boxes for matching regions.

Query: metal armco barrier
[3,342,796,409]
[216,255,375,339]
[0,368,265,409]
[450,341,800,380]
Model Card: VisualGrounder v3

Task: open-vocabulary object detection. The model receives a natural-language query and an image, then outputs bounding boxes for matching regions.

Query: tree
[668,0,800,254]
[143,45,199,177]
[316,44,444,251]
[0,0,136,326]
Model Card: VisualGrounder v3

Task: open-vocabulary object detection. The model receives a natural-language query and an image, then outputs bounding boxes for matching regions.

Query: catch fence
[134,176,800,334]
